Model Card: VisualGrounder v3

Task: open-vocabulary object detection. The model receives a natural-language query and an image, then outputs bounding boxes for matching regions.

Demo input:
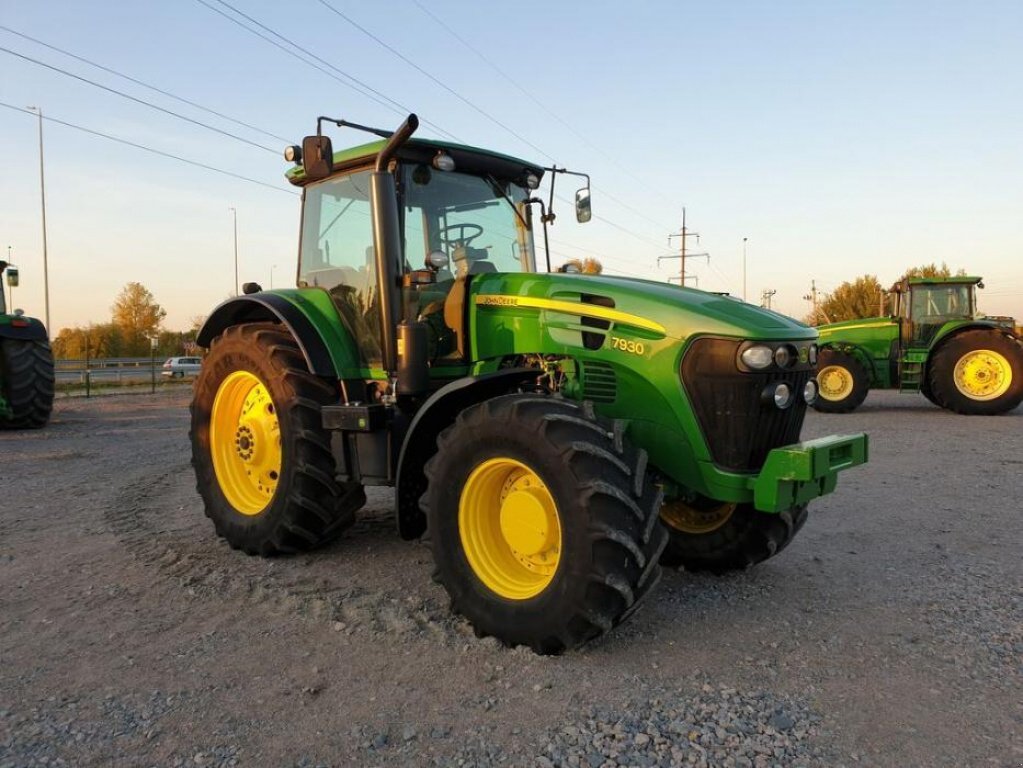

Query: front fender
[394,368,539,540]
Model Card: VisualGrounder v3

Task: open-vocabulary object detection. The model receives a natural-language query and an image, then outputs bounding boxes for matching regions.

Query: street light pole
[270,264,277,290]
[742,237,748,302]
[27,106,50,331]
[229,207,239,296]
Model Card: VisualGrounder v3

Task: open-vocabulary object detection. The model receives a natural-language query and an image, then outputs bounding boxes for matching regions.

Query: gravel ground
[1,389,1020,767]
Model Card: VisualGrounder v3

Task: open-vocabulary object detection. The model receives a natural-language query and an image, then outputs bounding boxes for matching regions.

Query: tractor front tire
[927,330,1023,415]
[190,323,363,555]
[813,349,869,413]
[422,395,667,654]
[659,499,808,573]
[0,338,55,429]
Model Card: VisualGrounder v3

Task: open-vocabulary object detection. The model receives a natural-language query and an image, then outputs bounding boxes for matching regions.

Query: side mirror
[575,187,592,224]
[5,266,18,287]
[301,135,334,181]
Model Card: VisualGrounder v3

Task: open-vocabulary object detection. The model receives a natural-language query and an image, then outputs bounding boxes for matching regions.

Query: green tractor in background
[814,276,1023,415]
[0,260,54,429]
[190,113,867,653]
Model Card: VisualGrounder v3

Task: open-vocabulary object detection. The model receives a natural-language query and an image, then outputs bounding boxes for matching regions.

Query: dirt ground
[1,389,1020,767]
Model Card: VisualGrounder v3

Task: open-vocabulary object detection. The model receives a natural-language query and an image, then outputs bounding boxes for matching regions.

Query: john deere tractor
[0,260,54,429]
[814,276,1023,415]
[190,114,867,653]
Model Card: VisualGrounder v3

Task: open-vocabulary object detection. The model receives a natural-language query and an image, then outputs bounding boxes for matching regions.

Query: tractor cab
[892,276,982,349]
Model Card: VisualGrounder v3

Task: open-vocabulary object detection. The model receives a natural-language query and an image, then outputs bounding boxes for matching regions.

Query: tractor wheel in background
[190,322,364,555]
[919,377,945,409]
[927,330,1023,415]
[0,338,55,429]
[421,395,667,654]
[813,349,870,413]
[659,497,807,574]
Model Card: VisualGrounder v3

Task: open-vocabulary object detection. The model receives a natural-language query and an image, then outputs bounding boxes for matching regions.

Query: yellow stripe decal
[819,321,894,334]
[475,295,666,335]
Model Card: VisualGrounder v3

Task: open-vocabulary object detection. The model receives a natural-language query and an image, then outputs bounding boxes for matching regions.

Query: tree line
[51,282,202,359]
[806,263,967,325]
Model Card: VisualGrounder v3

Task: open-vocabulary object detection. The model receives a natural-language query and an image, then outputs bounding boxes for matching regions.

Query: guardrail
[55,357,197,396]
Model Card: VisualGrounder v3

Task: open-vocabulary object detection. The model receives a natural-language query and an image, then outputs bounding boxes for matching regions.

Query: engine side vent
[581,360,617,403]
[580,293,614,350]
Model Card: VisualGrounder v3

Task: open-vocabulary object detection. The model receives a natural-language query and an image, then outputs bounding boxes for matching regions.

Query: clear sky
[2,0,1021,332]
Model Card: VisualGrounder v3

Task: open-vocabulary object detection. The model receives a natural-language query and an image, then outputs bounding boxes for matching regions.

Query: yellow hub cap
[459,458,561,600]
[660,499,736,535]
[954,349,1012,401]
[817,365,853,401]
[210,371,282,515]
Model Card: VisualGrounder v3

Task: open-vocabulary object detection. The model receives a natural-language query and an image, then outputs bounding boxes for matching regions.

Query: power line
[197,0,461,143]
[0,102,296,196]
[0,24,293,145]
[0,46,279,155]
[315,0,553,162]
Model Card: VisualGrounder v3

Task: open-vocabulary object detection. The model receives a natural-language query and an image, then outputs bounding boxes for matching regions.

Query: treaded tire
[421,395,667,654]
[813,348,870,413]
[919,377,945,409]
[660,502,808,574]
[927,330,1023,415]
[0,338,54,429]
[190,323,364,555]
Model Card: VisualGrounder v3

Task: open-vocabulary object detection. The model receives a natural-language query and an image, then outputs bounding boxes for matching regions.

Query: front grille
[680,337,811,472]
[582,360,617,403]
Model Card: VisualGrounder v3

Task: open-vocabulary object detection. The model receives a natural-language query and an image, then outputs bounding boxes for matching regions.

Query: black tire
[919,377,945,409]
[660,499,808,574]
[812,348,870,413]
[421,395,667,654]
[0,338,54,429]
[927,330,1023,415]
[190,323,364,555]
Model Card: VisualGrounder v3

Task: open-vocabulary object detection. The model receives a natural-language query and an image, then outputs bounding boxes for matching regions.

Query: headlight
[741,345,774,369]
[774,345,796,368]
[808,344,818,365]
[774,383,793,408]
[803,380,818,404]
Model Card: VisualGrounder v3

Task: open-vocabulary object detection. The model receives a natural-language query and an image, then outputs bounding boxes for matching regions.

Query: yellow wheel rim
[660,499,736,535]
[817,365,854,401]
[210,371,282,515]
[953,349,1012,401]
[458,457,561,600]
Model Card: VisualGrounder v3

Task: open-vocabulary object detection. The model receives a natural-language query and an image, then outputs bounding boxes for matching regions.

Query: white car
[162,356,203,378]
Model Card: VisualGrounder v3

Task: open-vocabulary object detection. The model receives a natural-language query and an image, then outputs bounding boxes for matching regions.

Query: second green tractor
[814,276,1023,415]
[190,113,867,653]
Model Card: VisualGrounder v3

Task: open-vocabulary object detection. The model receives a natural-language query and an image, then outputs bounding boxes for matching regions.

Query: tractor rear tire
[813,349,869,413]
[421,395,667,654]
[0,338,55,429]
[190,323,364,555]
[659,499,808,574]
[927,330,1023,415]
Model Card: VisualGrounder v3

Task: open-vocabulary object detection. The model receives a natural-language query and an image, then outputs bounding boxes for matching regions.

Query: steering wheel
[438,223,483,247]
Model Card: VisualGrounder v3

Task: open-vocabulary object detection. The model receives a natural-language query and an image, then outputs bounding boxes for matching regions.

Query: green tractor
[0,260,55,429]
[190,114,868,653]
[814,276,1023,415]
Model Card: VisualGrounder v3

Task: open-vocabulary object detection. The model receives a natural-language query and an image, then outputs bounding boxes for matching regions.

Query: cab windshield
[401,164,535,276]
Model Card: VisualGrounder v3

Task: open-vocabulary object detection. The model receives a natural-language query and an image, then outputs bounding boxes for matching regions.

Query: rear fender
[197,293,338,377]
[394,368,539,540]
[0,317,48,342]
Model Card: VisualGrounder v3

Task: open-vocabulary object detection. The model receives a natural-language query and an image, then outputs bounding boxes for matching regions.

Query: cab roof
[285,138,545,188]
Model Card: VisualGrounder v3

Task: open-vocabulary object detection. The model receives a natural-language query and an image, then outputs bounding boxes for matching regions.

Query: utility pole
[229,207,239,296]
[802,279,819,321]
[760,288,777,310]
[659,208,708,286]
[742,237,748,302]
[27,106,50,331]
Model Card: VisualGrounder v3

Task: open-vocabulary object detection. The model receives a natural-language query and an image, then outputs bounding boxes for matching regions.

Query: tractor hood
[469,272,816,343]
